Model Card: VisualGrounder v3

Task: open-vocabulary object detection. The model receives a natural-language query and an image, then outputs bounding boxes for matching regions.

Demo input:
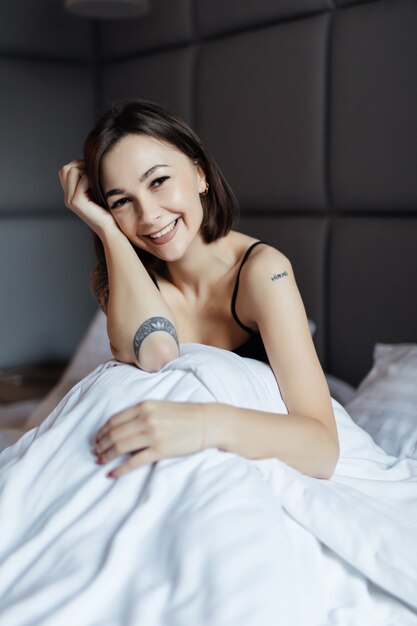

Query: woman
[59,98,339,481]
[2,100,416,626]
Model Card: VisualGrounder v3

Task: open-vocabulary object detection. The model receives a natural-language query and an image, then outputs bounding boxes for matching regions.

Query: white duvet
[0,344,417,626]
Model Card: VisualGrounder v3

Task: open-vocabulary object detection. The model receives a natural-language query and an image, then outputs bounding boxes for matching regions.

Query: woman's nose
[134,198,163,228]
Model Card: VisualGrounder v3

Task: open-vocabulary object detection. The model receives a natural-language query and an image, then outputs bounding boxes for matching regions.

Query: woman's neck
[165,234,235,302]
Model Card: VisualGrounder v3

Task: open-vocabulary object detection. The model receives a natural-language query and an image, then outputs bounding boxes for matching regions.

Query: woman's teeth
[149,219,178,239]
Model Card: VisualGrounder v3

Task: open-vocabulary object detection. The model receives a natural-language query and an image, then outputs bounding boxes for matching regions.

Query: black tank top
[229,241,269,362]
[150,240,269,363]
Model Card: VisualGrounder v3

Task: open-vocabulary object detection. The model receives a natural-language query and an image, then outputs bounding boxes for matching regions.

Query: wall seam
[91,20,101,119]
[189,0,199,130]
[322,9,334,372]
[0,52,89,65]
[99,8,332,65]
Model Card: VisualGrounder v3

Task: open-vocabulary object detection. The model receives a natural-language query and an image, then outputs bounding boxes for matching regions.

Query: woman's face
[100,133,206,261]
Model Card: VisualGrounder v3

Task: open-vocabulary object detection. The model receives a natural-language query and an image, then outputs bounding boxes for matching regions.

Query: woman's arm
[93,398,338,480]
[223,245,340,478]
[203,402,339,479]
[99,223,179,371]
[59,160,179,372]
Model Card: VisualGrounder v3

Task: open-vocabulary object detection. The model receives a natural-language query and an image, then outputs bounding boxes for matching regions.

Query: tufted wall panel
[99,0,193,59]
[196,0,333,37]
[101,0,417,384]
[0,0,93,59]
[0,1,97,368]
[99,0,417,385]
[196,16,329,212]
[0,217,96,367]
[1,0,416,386]
[100,47,195,125]
[0,61,95,213]
[331,0,417,211]
[328,218,417,384]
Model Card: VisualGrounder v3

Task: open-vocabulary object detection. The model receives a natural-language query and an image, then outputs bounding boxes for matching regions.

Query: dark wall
[1,0,416,387]
[0,0,98,368]
[98,0,417,385]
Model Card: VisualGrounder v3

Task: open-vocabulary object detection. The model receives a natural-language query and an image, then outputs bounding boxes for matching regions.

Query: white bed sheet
[0,344,416,625]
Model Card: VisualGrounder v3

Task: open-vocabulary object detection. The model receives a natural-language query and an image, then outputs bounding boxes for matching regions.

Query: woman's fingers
[58,159,85,184]
[63,165,88,206]
[95,432,151,465]
[93,400,207,479]
[95,416,146,455]
[95,404,144,444]
[109,449,159,478]
[58,159,118,234]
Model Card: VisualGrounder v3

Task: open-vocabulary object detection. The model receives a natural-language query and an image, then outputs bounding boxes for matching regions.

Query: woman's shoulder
[229,230,290,270]
[228,231,293,330]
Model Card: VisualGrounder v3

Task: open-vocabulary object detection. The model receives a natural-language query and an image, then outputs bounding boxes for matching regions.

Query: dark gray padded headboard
[1,0,416,388]
[98,0,417,386]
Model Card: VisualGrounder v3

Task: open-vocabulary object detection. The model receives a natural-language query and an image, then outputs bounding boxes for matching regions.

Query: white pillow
[325,374,356,407]
[25,310,113,430]
[345,344,417,459]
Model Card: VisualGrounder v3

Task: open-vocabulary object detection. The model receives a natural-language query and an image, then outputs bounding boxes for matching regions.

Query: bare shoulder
[238,240,292,284]
[229,231,290,266]
[230,236,294,330]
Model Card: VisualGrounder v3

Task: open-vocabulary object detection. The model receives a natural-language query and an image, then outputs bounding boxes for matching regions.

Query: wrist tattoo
[271,271,288,282]
[133,316,179,359]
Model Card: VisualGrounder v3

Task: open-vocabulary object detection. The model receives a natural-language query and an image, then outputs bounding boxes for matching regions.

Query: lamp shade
[65,0,151,19]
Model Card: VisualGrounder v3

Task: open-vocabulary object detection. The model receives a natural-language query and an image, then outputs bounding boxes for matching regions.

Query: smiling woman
[2,94,413,624]
[57,98,340,481]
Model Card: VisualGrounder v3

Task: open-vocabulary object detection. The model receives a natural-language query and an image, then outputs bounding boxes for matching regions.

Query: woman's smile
[146,217,181,244]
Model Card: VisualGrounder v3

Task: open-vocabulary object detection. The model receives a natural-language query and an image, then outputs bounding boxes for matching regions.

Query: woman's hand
[92,400,208,478]
[58,159,118,236]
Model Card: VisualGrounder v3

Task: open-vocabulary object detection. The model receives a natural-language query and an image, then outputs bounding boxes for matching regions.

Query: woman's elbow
[135,336,180,372]
[111,337,179,372]
[143,343,179,372]
[321,436,340,480]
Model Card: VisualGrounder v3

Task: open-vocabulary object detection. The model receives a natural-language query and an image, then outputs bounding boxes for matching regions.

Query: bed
[1,311,417,624]
[1,0,417,623]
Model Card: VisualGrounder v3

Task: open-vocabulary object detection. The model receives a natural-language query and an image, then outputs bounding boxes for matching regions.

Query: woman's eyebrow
[105,164,170,200]
[140,163,170,182]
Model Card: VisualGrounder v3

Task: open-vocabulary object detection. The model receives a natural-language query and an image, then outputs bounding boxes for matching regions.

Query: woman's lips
[147,218,180,245]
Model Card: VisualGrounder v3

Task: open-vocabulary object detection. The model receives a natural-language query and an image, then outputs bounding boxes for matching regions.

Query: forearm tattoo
[271,271,288,282]
[133,316,179,359]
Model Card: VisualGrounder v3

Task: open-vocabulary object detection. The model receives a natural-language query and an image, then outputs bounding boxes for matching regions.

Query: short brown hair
[84,99,239,312]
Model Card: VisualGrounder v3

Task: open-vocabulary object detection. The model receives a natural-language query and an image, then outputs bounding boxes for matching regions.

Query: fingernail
[106,471,115,479]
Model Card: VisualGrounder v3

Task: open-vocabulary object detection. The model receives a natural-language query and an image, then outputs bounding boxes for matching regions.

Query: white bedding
[0,344,416,625]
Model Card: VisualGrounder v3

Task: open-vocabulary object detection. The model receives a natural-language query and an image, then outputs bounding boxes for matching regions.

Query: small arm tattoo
[271,271,289,282]
[133,316,179,359]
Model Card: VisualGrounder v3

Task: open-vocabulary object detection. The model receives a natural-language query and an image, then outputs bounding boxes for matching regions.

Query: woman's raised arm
[58,160,179,372]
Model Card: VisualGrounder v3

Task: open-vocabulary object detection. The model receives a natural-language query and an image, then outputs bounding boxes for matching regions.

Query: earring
[200,181,209,196]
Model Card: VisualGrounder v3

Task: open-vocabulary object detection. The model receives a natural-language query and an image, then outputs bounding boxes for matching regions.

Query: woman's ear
[193,160,206,192]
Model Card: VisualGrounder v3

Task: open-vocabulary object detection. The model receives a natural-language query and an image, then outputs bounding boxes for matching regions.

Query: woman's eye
[110,197,129,209]
[151,176,169,189]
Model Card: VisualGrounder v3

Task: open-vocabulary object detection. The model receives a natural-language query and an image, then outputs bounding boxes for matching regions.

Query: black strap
[150,272,160,291]
[231,241,265,333]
